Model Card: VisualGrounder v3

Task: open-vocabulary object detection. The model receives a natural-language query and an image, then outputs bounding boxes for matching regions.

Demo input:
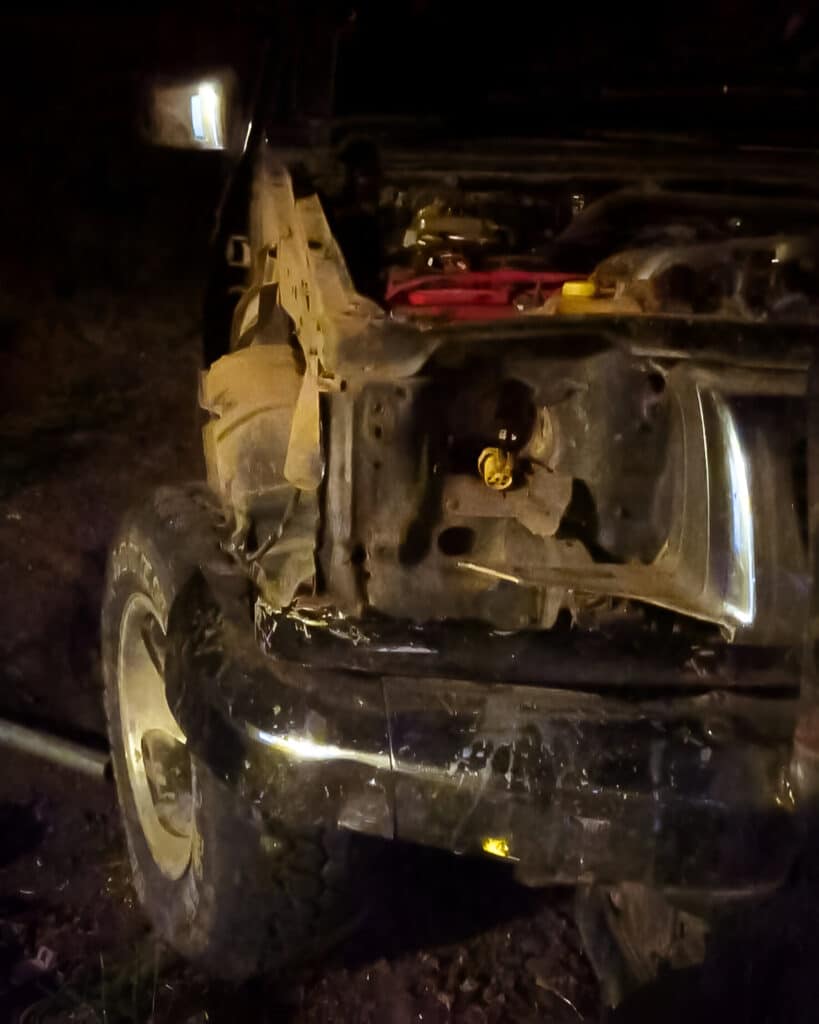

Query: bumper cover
[166,580,798,892]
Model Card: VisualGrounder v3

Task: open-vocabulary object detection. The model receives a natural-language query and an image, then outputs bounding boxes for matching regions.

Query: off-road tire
[101,484,363,979]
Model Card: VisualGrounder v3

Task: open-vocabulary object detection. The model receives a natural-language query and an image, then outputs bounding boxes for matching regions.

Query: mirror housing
[144,72,238,151]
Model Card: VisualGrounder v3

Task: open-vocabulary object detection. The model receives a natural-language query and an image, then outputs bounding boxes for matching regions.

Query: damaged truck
[102,3,819,1003]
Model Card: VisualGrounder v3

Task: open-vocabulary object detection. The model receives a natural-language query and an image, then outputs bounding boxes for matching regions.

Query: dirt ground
[0,26,599,1023]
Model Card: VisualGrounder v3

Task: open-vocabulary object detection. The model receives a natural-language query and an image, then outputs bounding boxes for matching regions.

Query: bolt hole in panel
[438,526,476,557]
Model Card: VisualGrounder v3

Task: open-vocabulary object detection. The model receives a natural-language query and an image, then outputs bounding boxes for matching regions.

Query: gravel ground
[0,27,599,1023]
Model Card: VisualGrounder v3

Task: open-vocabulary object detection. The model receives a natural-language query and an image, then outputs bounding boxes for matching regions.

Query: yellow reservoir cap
[562,280,596,297]
[482,836,511,858]
[478,447,515,490]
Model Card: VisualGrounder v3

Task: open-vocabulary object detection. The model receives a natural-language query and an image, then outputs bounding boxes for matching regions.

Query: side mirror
[144,72,238,151]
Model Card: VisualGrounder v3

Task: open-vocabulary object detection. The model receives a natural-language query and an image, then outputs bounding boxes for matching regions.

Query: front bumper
[166,582,798,892]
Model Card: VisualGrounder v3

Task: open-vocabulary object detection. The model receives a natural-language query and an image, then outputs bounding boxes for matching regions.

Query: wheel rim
[118,592,193,879]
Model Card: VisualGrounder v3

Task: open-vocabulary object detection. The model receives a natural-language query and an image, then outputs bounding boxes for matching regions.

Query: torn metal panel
[201,344,318,607]
[240,154,387,499]
[248,153,385,370]
[201,345,301,515]
[283,358,322,491]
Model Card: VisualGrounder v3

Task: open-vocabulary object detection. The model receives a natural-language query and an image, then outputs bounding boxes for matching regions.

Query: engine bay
[321,142,819,325]
[204,143,815,664]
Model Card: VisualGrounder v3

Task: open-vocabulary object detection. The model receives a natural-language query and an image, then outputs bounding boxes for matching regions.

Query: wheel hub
[118,593,193,879]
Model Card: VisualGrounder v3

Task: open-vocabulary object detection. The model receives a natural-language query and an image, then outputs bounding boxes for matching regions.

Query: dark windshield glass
[321,2,819,141]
